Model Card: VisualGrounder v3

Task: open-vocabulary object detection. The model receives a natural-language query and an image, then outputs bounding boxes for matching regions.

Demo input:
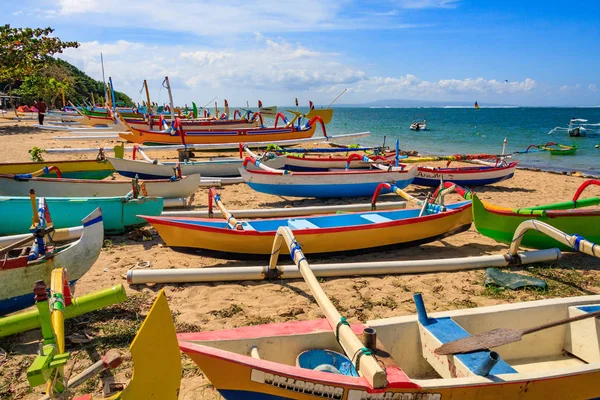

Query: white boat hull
[0,174,200,199]
[107,157,242,179]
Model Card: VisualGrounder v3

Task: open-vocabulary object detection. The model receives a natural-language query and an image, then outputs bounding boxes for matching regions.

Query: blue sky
[5,0,600,106]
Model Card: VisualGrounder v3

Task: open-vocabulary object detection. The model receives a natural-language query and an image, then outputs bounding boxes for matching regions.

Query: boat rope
[573,234,583,251]
[335,317,350,343]
[352,347,373,373]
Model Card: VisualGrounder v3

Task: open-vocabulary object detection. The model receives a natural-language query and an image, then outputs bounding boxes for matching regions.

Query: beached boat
[179,225,600,400]
[115,111,327,146]
[180,294,600,399]
[472,179,600,250]
[240,166,417,197]
[107,155,242,179]
[0,207,103,315]
[142,185,471,255]
[0,194,163,235]
[269,152,518,187]
[0,172,199,199]
[240,150,417,197]
[106,146,241,178]
[0,158,114,179]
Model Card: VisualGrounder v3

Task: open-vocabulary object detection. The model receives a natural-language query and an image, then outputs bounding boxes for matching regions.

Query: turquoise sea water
[321,107,600,176]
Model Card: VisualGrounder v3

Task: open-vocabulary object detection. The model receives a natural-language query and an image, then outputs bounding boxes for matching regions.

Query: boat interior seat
[360,214,392,224]
[287,219,319,230]
[418,316,517,378]
[564,305,600,363]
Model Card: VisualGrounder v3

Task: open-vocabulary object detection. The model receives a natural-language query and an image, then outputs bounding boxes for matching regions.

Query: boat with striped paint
[142,187,471,255]
[0,173,199,199]
[0,159,114,180]
[472,179,600,250]
[266,153,517,187]
[115,112,326,146]
[179,294,600,400]
[1,208,103,315]
[179,222,600,399]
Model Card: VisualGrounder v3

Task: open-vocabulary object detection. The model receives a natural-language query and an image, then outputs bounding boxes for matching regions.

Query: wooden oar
[435,309,600,355]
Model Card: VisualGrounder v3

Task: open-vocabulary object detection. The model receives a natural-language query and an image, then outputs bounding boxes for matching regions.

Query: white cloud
[394,0,460,9]
[589,84,598,92]
[12,10,23,15]
[60,37,546,106]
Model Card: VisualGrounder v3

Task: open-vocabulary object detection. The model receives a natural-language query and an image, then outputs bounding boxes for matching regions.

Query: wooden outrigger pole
[271,226,387,388]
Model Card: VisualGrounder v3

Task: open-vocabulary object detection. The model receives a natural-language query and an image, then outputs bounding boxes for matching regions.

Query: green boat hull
[472,194,600,250]
[0,159,115,180]
[0,196,164,235]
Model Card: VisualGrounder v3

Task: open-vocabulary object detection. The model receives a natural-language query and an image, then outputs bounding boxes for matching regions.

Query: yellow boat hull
[146,204,472,255]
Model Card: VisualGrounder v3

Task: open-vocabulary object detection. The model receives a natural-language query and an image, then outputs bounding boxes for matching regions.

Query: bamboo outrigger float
[178,222,600,399]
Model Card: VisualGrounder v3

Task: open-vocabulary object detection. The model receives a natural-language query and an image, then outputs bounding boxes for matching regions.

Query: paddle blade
[434,327,522,355]
[112,289,180,399]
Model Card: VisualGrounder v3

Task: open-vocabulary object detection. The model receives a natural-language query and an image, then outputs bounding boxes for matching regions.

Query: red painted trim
[141,202,472,237]
[179,342,420,389]
[286,156,518,175]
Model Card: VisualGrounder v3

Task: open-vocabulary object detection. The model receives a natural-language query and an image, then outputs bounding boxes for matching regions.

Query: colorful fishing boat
[540,142,578,155]
[0,194,163,235]
[240,149,417,197]
[106,146,241,178]
[472,179,600,250]
[412,161,517,186]
[142,184,472,255]
[0,158,114,179]
[517,142,578,156]
[268,152,518,187]
[115,111,327,146]
[0,171,199,199]
[180,293,600,400]
[0,207,103,315]
[179,224,600,400]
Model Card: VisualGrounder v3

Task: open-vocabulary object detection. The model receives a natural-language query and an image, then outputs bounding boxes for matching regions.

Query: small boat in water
[409,114,427,131]
[540,142,578,155]
[472,179,600,250]
[0,206,103,315]
[517,142,578,156]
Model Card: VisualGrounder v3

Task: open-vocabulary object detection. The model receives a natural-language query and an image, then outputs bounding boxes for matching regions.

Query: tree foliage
[0,25,79,84]
[0,25,132,107]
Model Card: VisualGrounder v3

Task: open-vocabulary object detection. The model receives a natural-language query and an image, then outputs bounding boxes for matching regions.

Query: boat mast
[164,76,175,125]
[100,53,108,107]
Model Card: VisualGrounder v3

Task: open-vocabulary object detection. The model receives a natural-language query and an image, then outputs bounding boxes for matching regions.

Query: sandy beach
[1,119,599,399]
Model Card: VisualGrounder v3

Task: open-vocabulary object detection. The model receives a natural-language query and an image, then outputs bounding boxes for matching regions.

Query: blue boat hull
[246,181,396,198]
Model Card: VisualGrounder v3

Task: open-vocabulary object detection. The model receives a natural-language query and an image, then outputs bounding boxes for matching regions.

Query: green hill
[3,58,132,108]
